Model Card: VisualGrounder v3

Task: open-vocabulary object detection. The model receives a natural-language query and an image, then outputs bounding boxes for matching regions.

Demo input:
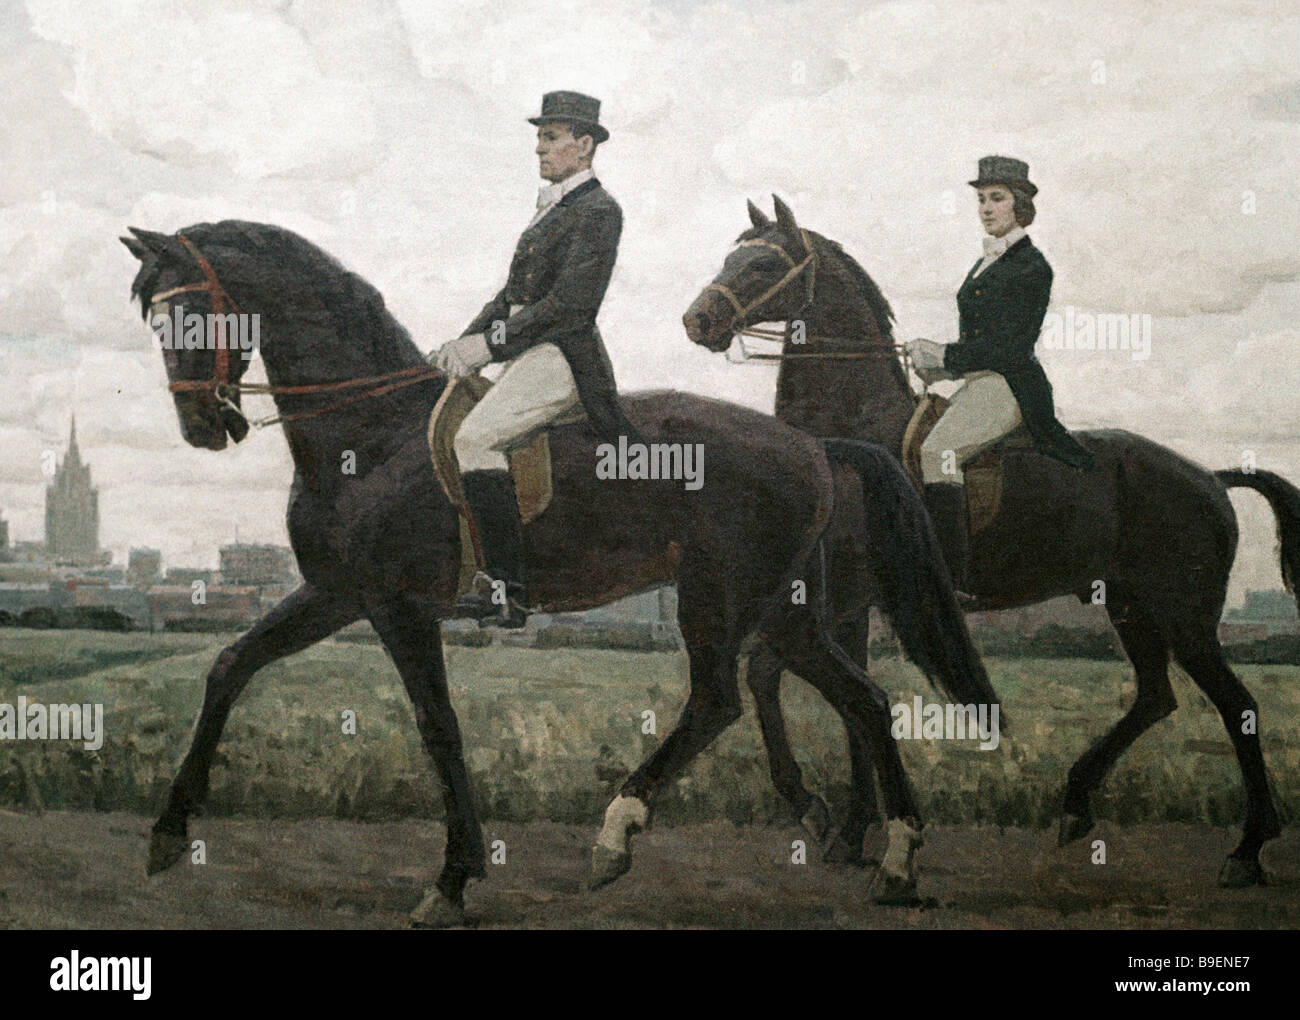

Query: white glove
[905,338,946,371]
[906,338,954,384]
[434,333,491,377]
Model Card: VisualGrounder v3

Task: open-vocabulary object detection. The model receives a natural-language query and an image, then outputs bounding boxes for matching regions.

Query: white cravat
[528,167,594,228]
[974,225,1026,276]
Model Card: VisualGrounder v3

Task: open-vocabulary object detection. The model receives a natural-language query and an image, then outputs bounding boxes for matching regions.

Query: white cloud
[0,0,1298,602]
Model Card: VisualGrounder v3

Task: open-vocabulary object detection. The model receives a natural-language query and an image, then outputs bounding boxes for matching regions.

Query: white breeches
[454,342,582,473]
[919,370,1023,484]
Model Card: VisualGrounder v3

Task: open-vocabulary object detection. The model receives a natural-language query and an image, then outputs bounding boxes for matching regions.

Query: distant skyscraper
[45,416,100,564]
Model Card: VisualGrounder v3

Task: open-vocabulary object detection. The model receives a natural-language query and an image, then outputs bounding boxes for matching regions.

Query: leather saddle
[428,373,586,594]
[901,392,1034,535]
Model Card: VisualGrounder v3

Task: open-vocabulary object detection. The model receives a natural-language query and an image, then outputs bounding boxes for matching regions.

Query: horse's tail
[1217,469,1300,604]
[822,438,1001,717]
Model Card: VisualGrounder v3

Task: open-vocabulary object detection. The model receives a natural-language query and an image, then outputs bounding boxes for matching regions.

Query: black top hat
[528,91,609,145]
[968,155,1038,197]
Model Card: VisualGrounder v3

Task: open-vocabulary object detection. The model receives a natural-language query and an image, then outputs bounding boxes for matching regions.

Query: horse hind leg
[1169,625,1280,887]
[745,639,831,842]
[1059,599,1176,845]
[149,585,361,875]
[821,613,882,867]
[768,610,923,905]
[746,627,881,862]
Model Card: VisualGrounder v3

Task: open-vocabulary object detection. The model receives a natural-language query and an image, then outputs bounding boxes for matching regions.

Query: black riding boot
[922,482,972,600]
[457,469,528,628]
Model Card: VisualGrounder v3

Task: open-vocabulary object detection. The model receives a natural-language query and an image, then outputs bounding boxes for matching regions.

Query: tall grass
[0,630,1296,828]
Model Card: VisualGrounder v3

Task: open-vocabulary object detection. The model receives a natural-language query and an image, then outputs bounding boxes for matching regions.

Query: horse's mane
[737,224,896,341]
[142,219,426,373]
[819,237,895,340]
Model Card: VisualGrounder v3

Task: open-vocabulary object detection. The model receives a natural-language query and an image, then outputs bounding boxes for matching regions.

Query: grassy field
[1,628,1298,830]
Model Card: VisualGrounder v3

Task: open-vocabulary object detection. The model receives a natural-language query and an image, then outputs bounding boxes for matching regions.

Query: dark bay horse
[121,220,997,923]
[683,196,1300,887]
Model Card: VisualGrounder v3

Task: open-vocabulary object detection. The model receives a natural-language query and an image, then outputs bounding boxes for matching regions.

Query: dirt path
[1,810,1296,929]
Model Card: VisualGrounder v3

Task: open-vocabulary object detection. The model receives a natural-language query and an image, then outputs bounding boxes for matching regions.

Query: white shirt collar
[981,225,1026,259]
[536,167,594,211]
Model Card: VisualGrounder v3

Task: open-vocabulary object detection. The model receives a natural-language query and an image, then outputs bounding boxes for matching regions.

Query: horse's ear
[120,235,150,260]
[771,195,805,252]
[128,227,173,253]
[747,199,770,229]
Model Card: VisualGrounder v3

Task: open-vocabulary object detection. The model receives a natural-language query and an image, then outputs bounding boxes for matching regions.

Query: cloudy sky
[1,0,1297,604]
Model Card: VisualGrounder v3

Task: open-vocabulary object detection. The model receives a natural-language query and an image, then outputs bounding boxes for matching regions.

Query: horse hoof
[1057,811,1093,846]
[588,844,632,891]
[800,795,831,843]
[869,869,921,907]
[824,833,867,867]
[1217,857,1265,889]
[146,828,189,876]
[409,887,467,928]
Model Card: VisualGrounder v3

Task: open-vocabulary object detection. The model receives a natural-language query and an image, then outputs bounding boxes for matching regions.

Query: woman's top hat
[968,155,1038,197]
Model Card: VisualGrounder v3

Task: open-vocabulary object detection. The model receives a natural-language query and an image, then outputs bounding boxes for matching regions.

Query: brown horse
[684,196,1300,887]
[122,219,997,923]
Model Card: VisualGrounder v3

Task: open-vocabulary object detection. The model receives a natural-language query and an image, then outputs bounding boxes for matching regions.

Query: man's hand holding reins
[433,333,492,378]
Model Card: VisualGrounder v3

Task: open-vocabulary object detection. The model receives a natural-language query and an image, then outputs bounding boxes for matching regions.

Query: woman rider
[906,156,1095,595]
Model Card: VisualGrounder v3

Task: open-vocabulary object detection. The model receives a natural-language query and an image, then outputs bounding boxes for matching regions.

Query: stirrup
[456,572,528,629]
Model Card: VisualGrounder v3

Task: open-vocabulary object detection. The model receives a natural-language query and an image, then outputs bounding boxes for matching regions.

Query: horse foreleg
[367,594,485,927]
[589,626,743,891]
[149,584,362,875]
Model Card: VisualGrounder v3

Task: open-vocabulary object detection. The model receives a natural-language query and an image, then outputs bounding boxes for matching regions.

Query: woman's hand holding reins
[905,337,954,385]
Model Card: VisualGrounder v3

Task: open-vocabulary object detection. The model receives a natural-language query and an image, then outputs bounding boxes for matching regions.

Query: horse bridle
[705,229,911,372]
[150,232,442,429]
[152,233,242,399]
[703,229,818,336]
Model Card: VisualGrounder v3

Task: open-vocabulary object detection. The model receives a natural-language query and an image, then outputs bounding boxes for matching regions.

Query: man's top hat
[527,91,609,145]
[968,155,1038,197]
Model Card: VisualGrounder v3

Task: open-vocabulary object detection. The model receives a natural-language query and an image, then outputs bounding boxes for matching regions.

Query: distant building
[128,547,163,588]
[146,585,258,632]
[10,541,50,564]
[164,567,215,587]
[966,595,1111,636]
[45,417,103,566]
[0,580,72,617]
[1222,589,1299,638]
[219,543,297,589]
[67,576,149,628]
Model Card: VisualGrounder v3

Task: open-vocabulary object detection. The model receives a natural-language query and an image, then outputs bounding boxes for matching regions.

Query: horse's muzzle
[682,293,734,353]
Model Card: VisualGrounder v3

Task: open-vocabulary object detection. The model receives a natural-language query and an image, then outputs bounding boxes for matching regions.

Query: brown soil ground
[1,810,1296,929]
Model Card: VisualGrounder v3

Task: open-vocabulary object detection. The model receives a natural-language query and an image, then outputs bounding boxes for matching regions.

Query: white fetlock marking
[880,818,923,880]
[597,795,648,852]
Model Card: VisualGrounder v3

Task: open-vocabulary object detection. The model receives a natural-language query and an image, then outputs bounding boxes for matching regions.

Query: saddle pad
[429,373,584,594]
[900,392,1032,535]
